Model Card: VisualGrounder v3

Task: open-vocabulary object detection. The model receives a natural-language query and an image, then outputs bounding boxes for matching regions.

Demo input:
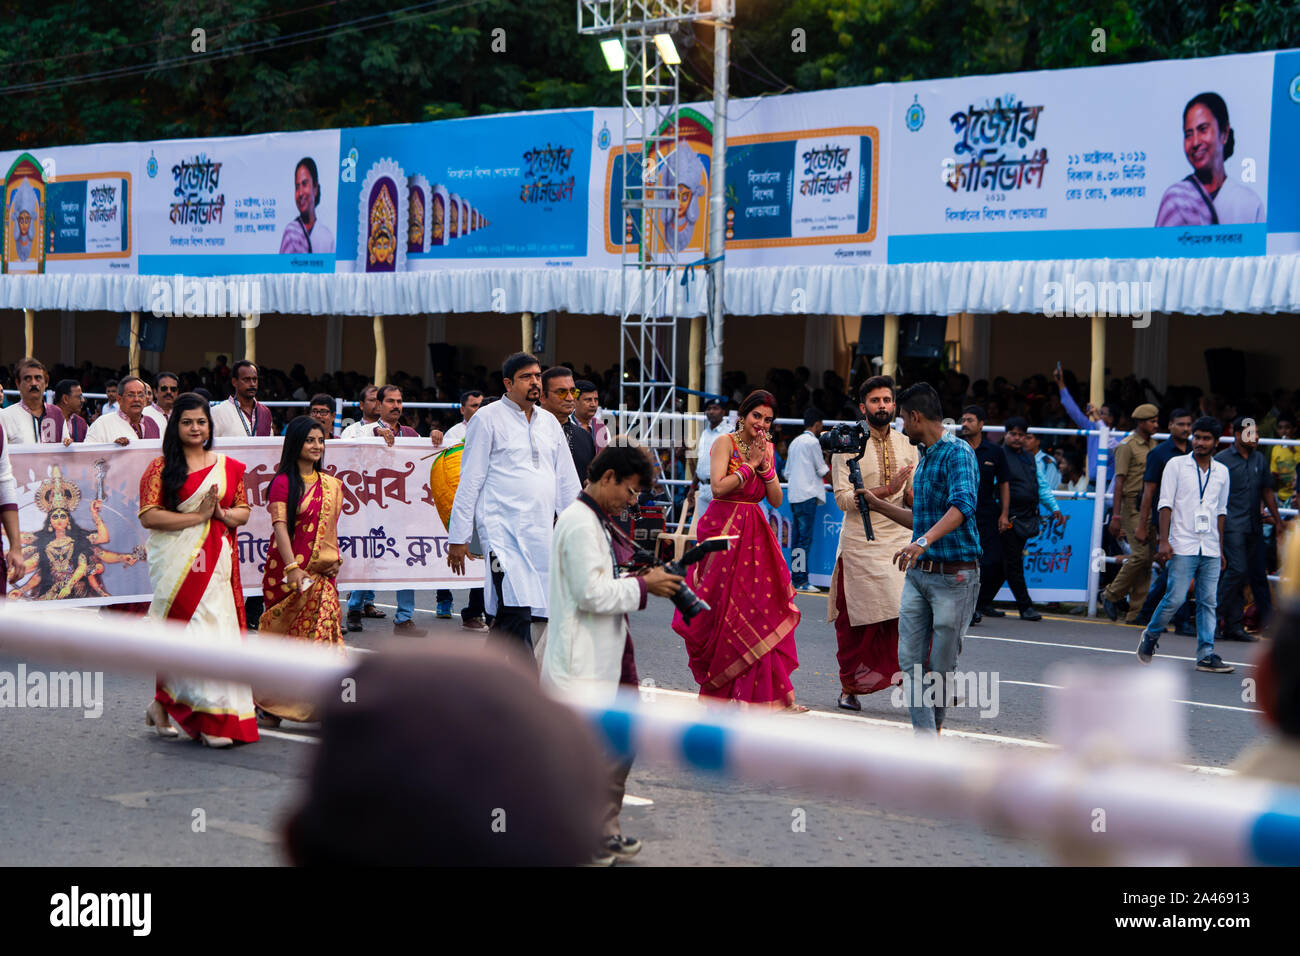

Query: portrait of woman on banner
[1155,92,1264,227]
[139,393,257,747]
[254,416,345,725]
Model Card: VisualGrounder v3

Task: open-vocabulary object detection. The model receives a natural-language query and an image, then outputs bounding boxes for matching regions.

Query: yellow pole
[128,311,140,377]
[244,322,257,364]
[373,315,387,386]
[688,314,704,446]
[23,308,34,357]
[521,311,533,354]
[882,313,900,378]
[1090,313,1105,410]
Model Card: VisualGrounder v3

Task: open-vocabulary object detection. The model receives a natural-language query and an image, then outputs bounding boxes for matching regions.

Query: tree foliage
[0,0,1294,149]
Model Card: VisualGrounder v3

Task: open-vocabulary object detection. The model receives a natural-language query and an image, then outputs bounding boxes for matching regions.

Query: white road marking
[997,678,1261,714]
[623,795,654,807]
[259,728,319,745]
[638,686,1238,775]
[967,632,1257,668]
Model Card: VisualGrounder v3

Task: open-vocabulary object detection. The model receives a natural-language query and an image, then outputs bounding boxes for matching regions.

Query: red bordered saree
[671,436,802,707]
[138,454,258,742]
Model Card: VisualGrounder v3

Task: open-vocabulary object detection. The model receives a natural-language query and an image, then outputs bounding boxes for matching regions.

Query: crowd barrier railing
[0,603,1296,866]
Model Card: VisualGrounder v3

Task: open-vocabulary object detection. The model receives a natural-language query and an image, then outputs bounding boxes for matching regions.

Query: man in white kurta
[827,378,918,711]
[447,356,581,652]
[85,378,160,444]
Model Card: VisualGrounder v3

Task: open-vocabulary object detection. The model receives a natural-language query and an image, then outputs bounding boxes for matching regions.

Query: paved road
[0,590,1271,866]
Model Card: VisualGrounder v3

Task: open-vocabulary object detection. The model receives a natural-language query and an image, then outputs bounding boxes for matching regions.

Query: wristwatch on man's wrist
[915,536,929,551]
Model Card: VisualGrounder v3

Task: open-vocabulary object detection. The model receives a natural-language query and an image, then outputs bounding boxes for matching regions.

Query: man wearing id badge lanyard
[1137,417,1233,673]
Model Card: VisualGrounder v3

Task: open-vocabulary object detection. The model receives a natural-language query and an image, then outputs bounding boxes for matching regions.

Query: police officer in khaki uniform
[1103,403,1160,622]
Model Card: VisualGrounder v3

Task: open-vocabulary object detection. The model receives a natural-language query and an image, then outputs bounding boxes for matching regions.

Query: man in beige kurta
[827,376,918,710]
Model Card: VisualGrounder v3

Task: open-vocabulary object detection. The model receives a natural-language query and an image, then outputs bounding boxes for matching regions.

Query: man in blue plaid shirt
[863,383,981,733]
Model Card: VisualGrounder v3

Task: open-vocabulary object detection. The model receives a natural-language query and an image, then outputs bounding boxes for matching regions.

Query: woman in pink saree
[672,390,804,710]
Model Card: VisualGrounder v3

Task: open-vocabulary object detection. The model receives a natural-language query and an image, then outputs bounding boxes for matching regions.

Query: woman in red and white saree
[139,393,257,747]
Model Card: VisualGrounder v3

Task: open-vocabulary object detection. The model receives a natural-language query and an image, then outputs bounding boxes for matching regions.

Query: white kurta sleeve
[448,412,492,545]
[559,514,643,616]
[84,415,118,444]
[0,435,17,510]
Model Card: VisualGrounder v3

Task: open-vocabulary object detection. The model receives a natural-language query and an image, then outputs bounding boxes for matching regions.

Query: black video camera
[623,535,736,624]
[818,420,868,457]
[819,420,875,541]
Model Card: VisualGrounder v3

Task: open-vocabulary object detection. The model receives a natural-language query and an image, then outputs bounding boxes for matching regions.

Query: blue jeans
[897,566,980,733]
[348,589,414,624]
[1139,562,1194,631]
[1143,553,1221,661]
[789,499,818,589]
[395,590,414,624]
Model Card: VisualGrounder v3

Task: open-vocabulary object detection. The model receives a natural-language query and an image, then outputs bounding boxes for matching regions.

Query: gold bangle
[284,560,300,572]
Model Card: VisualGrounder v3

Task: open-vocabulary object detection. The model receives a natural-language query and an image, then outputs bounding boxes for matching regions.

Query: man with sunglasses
[142,372,180,433]
[542,367,595,487]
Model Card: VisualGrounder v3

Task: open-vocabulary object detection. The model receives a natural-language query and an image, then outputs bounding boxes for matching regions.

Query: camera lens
[672,583,710,623]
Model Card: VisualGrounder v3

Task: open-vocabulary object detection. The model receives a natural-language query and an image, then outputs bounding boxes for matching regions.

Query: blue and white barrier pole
[2,605,1298,865]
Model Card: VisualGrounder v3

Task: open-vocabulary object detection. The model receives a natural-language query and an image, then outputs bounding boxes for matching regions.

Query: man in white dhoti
[828,376,917,711]
[447,352,581,653]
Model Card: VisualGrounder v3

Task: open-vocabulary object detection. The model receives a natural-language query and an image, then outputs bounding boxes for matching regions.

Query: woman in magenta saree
[672,390,804,710]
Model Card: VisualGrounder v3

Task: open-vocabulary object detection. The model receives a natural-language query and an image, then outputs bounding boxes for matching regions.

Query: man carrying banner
[446,352,581,654]
[829,376,916,712]
[211,361,273,439]
[0,357,65,445]
[55,379,88,444]
[360,385,424,636]
[85,377,160,444]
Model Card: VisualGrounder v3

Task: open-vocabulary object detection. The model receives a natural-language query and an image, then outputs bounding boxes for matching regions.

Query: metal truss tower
[578,2,713,489]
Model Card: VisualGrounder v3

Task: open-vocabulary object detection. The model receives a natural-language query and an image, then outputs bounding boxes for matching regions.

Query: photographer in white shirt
[541,442,681,864]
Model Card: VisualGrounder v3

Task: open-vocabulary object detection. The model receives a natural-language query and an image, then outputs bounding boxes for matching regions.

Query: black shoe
[1131,613,1152,628]
[837,693,861,712]
[1019,607,1042,621]
[346,610,363,633]
[1196,654,1234,673]
[1174,623,1197,637]
[971,611,982,626]
[980,606,1006,618]
[604,834,642,859]
[1101,597,1119,621]
[1223,629,1260,642]
[1136,631,1159,664]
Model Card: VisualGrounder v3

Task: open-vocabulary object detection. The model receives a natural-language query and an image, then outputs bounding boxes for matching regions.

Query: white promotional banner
[5,438,482,609]
[136,129,341,276]
[889,51,1276,263]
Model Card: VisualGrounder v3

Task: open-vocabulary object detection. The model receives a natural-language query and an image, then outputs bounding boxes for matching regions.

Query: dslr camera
[623,535,735,623]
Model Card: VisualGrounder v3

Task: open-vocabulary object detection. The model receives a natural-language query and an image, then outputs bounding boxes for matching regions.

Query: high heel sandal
[199,733,234,748]
[145,702,179,737]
